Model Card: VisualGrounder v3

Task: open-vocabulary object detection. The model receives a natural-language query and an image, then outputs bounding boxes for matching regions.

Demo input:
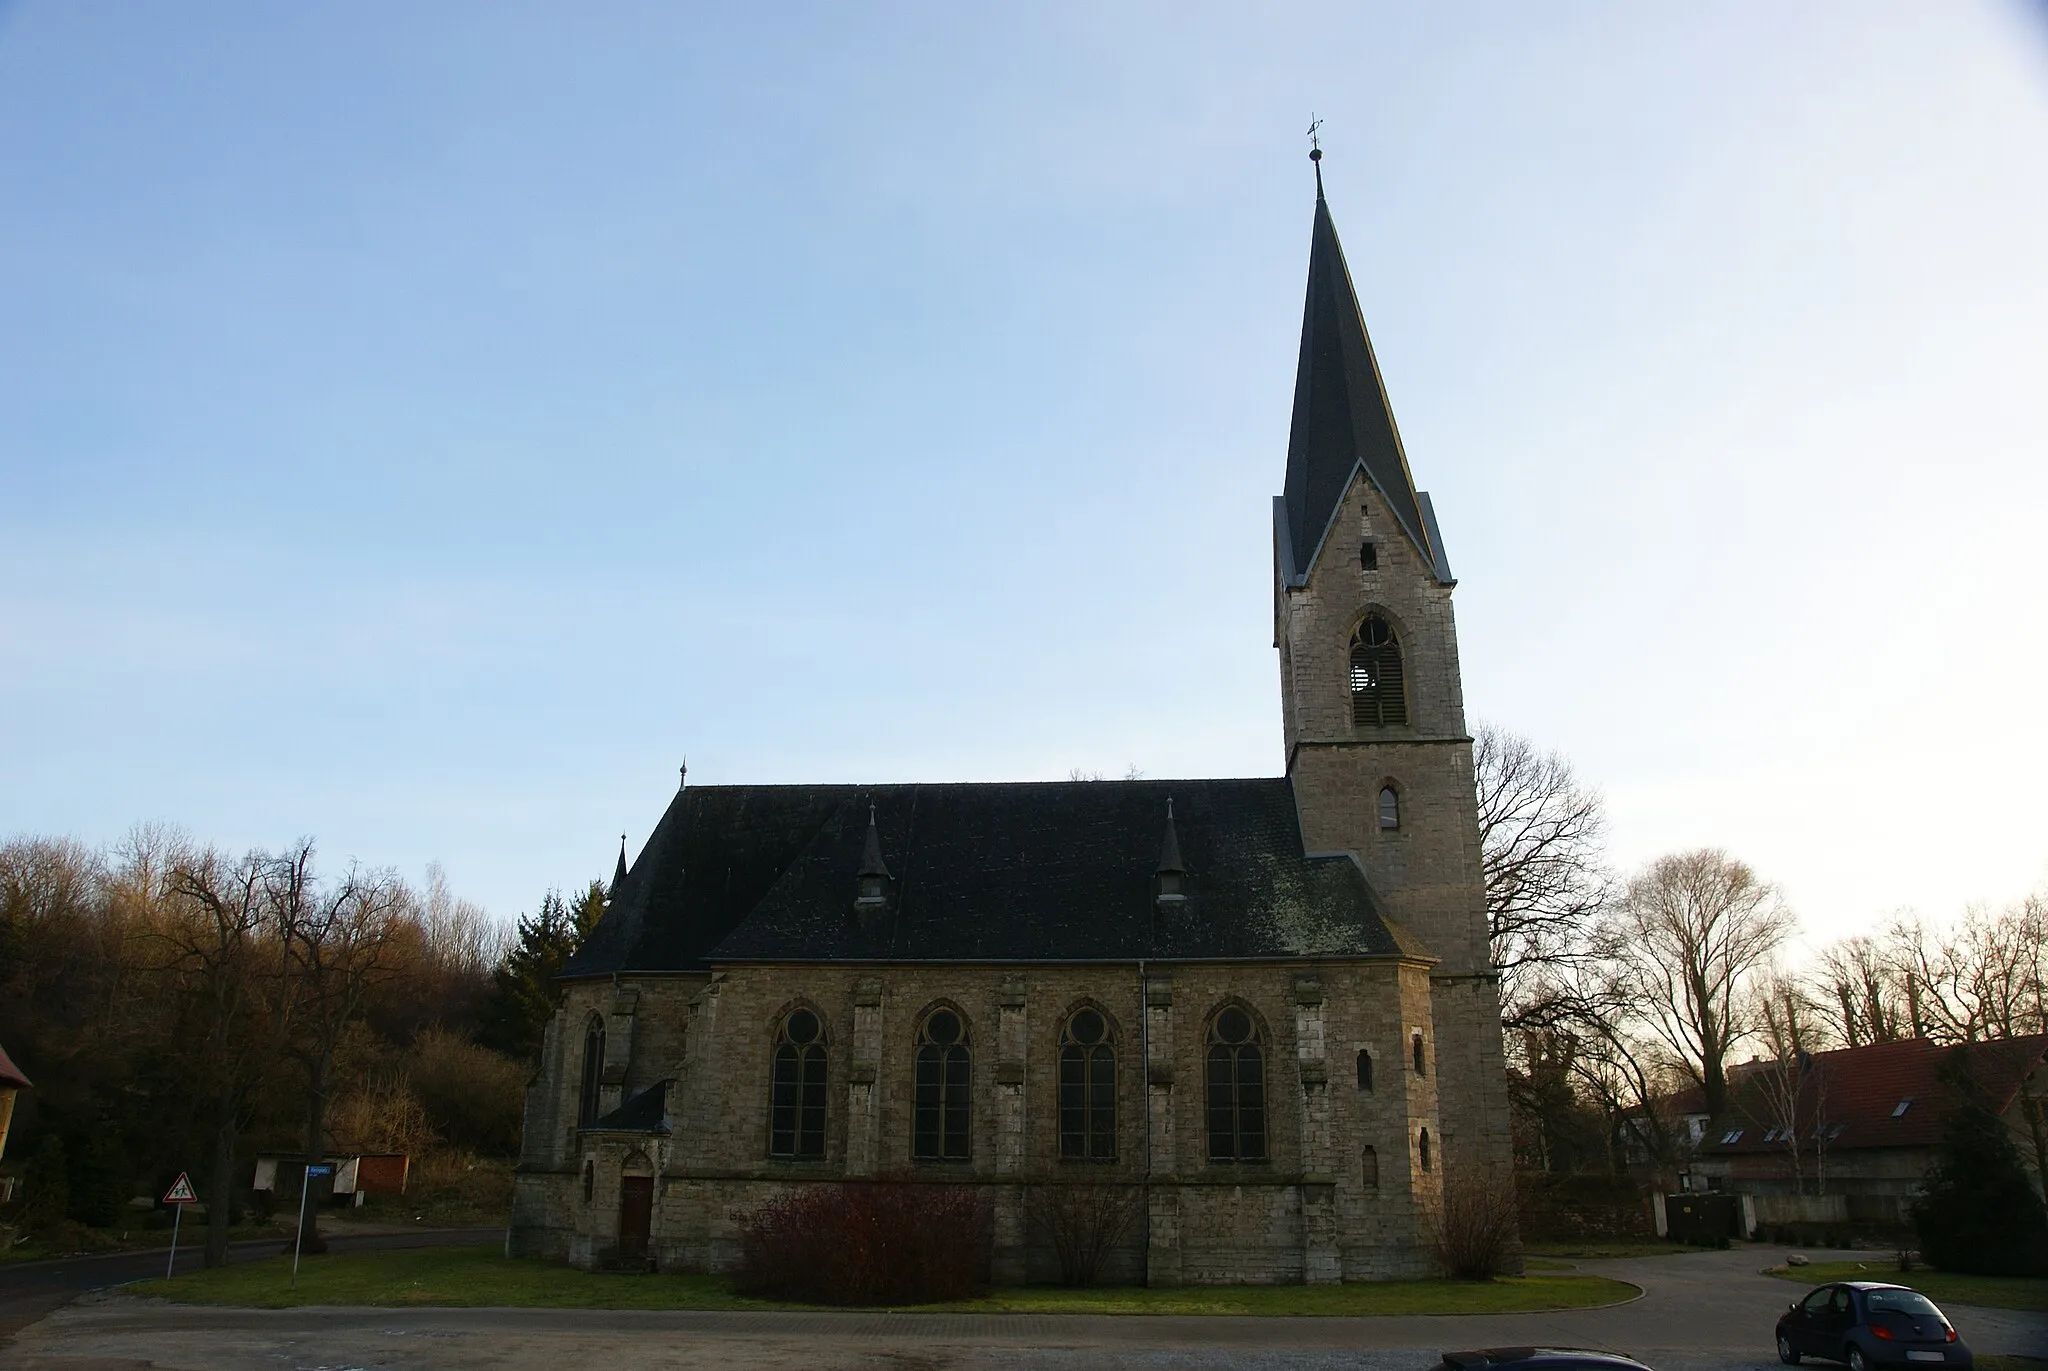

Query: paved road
[0,1226,503,1339]
[4,1244,2042,1371]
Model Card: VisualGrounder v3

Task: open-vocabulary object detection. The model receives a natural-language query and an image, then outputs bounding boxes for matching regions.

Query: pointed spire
[1156,798,1186,875]
[613,834,629,892]
[1278,157,1449,587]
[858,804,892,880]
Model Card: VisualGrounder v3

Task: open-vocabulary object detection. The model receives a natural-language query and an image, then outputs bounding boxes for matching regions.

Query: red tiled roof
[1698,1034,2046,1155]
[0,1040,29,1090]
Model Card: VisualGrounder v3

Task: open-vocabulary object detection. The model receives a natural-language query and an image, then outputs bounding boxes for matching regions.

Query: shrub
[1913,1058,2048,1276]
[735,1182,991,1305]
[406,1029,527,1155]
[1429,1169,1520,1279]
[1025,1182,1142,1286]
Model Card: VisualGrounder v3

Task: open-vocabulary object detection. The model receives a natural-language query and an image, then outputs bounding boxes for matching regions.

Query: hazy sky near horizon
[3,3,2046,951]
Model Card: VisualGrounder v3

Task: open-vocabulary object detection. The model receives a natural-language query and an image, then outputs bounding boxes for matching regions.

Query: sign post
[161,1172,197,1279]
[291,1162,334,1289]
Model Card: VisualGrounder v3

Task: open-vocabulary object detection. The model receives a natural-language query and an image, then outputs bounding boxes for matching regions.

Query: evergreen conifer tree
[1912,1053,2048,1275]
[478,881,607,1063]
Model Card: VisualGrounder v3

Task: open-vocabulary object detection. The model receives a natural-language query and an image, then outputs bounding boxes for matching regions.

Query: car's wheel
[1847,1344,1869,1371]
[1778,1335,1802,1365]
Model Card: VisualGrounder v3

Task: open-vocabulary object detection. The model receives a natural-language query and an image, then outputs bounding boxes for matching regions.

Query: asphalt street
[2,1244,2042,1371]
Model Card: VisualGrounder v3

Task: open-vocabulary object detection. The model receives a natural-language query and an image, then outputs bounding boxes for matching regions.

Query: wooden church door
[618,1152,653,1262]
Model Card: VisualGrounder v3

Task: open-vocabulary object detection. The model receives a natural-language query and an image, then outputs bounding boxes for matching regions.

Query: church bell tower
[1274,151,1513,1181]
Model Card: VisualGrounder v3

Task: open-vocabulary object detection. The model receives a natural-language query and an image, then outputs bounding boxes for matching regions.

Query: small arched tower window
[913,1007,972,1162]
[1412,1030,1427,1076]
[1205,1007,1268,1162]
[1362,1144,1380,1189]
[1349,615,1408,727]
[769,1008,828,1159]
[1058,1008,1117,1161]
[1378,785,1400,831]
[1356,1048,1373,1092]
[1419,1126,1433,1171]
[581,1158,594,1203]
[578,1017,606,1127]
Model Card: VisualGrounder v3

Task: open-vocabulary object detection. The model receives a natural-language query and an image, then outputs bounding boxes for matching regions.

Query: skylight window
[1891,1099,1912,1118]
[1720,1128,1744,1144]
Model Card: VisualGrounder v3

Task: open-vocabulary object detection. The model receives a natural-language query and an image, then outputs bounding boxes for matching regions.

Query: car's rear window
[1865,1290,1942,1318]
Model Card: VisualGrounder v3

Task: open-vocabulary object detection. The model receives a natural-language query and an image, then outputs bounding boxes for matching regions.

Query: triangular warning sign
[163,1172,197,1204]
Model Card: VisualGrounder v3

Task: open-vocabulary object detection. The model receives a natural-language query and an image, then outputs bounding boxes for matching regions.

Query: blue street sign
[305,1163,335,1178]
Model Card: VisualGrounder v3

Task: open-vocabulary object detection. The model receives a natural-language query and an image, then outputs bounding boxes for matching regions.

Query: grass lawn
[129,1246,1637,1315]
[1521,1241,1698,1261]
[1976,1359,2047,1371]
[1762,1260,2048,1313]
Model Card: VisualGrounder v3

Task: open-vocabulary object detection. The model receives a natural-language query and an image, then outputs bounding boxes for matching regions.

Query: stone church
[510,162,1515,1284]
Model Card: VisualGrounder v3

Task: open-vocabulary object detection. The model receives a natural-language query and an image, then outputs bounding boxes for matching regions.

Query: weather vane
[1307,113,1323,161]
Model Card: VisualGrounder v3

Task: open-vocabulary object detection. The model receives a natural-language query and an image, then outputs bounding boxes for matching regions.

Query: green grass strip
[1762,1260,2048,1312]
[128,1246,1637,1315]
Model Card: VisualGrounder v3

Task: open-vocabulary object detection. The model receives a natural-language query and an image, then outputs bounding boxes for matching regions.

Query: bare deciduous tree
[1473,724,1612,1031]
[1812,934,1907,1048]
[1605,848,1795,1117]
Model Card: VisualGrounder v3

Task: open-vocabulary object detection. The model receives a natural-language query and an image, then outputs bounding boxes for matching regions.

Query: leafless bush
[736,1183,992,1305]
[1025,1182,1142,1286]
[1428,1169,1521,1279]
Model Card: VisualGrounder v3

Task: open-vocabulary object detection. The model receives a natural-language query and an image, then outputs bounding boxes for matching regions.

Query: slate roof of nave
[559,778,1421,977]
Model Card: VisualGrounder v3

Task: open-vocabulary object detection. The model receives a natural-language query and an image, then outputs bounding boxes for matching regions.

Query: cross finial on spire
[679,758,688,791]
[1307,113,1325,198]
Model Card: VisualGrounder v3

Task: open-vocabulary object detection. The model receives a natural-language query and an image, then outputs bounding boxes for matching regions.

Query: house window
[1411,1031,1426,1076]
[1362,1144,1380,1189]
[578,1017,606,1127]
[1720,1129,1744,1144]
[1349,615,1408,727]
[1418,1126,1433,1171]
[1058,1008,1117,1161]
[1378,786,1400,831]
[1356,1048,1373,1092]
[913,1007,972,1161]
[1205,1006,1267,1162]
[1891,1099,1912,1118]
[769,1008,828,1159]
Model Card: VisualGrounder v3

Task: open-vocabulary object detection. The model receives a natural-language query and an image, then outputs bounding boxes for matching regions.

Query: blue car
[1776,1281,1973,1371]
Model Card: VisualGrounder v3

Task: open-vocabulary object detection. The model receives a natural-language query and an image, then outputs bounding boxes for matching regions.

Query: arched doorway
[618,1151,654,1264]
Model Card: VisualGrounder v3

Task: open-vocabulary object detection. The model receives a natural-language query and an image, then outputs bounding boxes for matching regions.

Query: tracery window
[578,1017,606,1127]
[769,1007,828,1159]
[1205,1006,1267,1162]
[913,1007,972,1161]
[1349,615,1408,727]
[1059,1007,1117,1161]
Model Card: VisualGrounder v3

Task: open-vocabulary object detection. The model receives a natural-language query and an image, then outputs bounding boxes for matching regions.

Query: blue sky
[3,3,2045,947]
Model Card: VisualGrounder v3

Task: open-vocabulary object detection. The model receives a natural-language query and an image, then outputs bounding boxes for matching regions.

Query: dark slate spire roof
[612,835,629,895]
[560,779,1425,975]
[857,805,892,879]
[1156,799,1186,875]
[1277,169,1453,587]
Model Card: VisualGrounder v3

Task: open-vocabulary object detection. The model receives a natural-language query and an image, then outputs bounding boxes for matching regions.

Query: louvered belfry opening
[1349,614,1408,727]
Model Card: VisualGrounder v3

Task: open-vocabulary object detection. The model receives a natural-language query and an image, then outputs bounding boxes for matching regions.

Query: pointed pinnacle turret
[613,834,629,892]
[1277,158,1450,587]
[1156,798,1186,875]
[858,804,892,880]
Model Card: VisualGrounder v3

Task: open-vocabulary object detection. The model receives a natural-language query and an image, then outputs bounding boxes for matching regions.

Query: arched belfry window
[913,1007,972,1161]
[1205,1006,1267,1162]
[1059,1007,1117,1161]
[1378,785,1400,830]
[769,1007,828,1159]
[578,1017,606,1127]
[1350,615,1408,727]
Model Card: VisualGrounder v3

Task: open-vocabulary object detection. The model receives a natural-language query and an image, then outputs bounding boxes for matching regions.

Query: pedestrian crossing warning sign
[163,1173,197,1204]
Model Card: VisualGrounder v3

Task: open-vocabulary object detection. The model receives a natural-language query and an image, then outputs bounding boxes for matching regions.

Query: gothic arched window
[1419,1126,1433,1171]
[769,1007,828,1159]
[913,1007,972,1161]
[1350,615,1408,727]
[1205,1006,1267,1162]
[1059,1007,1117,1161]
[1356,1048,1374,1092]
[1378,785,1400,830]
[1412,1030,1427,1076]
[578,1017,606,1127]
